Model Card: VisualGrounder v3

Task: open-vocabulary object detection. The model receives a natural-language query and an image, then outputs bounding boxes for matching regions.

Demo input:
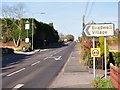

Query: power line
[84,0,90,16]
[86,2,95,22]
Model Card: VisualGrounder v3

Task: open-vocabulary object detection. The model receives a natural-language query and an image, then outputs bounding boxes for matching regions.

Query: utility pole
[83,15,85,30]
[82,15,85,37]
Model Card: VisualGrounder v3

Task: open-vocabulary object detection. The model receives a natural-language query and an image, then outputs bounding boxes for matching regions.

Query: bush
[110,51,120,67]
[15,43,32,52]
[92,77,115,88]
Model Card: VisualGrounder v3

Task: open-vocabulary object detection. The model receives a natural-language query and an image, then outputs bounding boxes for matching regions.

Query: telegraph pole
[82,15,85,37]
[83,15,85,30]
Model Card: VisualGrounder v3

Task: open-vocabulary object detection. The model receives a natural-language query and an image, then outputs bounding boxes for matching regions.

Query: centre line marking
[7,68,25,77]
[31,61,40,66]
[12,84,24,89]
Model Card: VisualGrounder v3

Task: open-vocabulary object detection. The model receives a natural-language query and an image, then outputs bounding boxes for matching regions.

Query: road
[2,42,75,89]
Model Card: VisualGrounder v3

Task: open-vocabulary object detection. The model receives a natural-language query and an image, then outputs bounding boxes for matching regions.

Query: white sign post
[84,23,114,79]
[104,37,107,79]
[93,37,96,78]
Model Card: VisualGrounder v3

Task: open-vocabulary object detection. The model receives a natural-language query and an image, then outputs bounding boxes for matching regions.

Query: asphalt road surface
[2,42,75,89]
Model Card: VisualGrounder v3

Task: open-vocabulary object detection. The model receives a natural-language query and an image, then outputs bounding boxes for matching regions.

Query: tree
[65,34,74,41]
[2,3,26,47]
[33,19,59,48]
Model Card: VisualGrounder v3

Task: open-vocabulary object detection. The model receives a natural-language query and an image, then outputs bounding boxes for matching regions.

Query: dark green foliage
[107,52,115,69]
[33,19,59,48]
[110,51,120,66]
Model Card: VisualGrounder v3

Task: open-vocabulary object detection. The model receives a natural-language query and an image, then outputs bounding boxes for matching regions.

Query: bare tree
[2,3,26,47]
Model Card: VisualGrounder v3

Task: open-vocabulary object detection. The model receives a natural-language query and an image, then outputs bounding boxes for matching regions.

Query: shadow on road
[35,42,69,49]
[1,48,32,68]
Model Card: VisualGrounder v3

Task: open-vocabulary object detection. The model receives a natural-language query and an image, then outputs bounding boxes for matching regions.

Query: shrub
[110,51,120,67]
[15,43,32,52]
[92,77,115,88]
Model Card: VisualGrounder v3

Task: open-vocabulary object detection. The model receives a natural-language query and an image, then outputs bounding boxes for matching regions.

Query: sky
[1,1,119,40]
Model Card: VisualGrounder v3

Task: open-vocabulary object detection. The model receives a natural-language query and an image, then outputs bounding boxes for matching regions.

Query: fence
[110,63,120,90]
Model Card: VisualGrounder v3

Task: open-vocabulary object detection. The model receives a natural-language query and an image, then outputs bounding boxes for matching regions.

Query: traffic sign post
[104,37,107,79]
[84,23,114,79]
[93,37,96,78]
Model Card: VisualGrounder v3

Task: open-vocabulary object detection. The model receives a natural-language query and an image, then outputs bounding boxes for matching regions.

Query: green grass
[92,77,115,88]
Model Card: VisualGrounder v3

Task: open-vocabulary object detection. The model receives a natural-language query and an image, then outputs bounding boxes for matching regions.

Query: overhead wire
[86,2,95,22]
[84,0,90,17]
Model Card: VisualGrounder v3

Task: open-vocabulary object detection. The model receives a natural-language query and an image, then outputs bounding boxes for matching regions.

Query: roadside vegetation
[92,77,115,88]
[78,29,120,88]
[78,29,120,68]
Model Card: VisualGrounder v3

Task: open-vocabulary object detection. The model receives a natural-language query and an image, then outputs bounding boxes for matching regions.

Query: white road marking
[7,68,25,77]
[12,84,24,89]
[31,61,40,66]
[50,55,53,56]
[44,57,48,60]
[55,56,62,60]
[44,56,62,61]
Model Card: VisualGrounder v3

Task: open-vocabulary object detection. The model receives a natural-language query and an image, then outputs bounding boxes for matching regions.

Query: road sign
[91,48,100,57]
[25,38,29,43]
[84,23,114,37]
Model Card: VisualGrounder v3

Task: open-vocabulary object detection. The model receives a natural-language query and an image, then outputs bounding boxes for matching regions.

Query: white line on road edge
[31,61,41,66]
[1,64,17,70]
[12,84,24,90]
[7,68,25,77]
[40,49,49,52]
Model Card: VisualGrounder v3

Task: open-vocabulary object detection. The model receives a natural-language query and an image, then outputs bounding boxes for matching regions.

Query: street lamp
[31,12,46,50]
[25,20,30,43]
[32,18,34,50]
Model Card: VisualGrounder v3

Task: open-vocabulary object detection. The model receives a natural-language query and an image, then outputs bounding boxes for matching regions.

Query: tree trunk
[16,37,20,47]
[13,38,17,47]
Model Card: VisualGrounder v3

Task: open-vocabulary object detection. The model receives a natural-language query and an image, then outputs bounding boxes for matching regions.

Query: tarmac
[49,47,105,88]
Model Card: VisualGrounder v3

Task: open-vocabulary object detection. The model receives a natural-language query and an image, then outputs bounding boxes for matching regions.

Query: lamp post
[25,20,30,43]
[32,18,34,50]
[31,12,46,50]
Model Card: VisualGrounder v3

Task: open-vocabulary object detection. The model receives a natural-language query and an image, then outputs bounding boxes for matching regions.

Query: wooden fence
[110,63,120,90]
